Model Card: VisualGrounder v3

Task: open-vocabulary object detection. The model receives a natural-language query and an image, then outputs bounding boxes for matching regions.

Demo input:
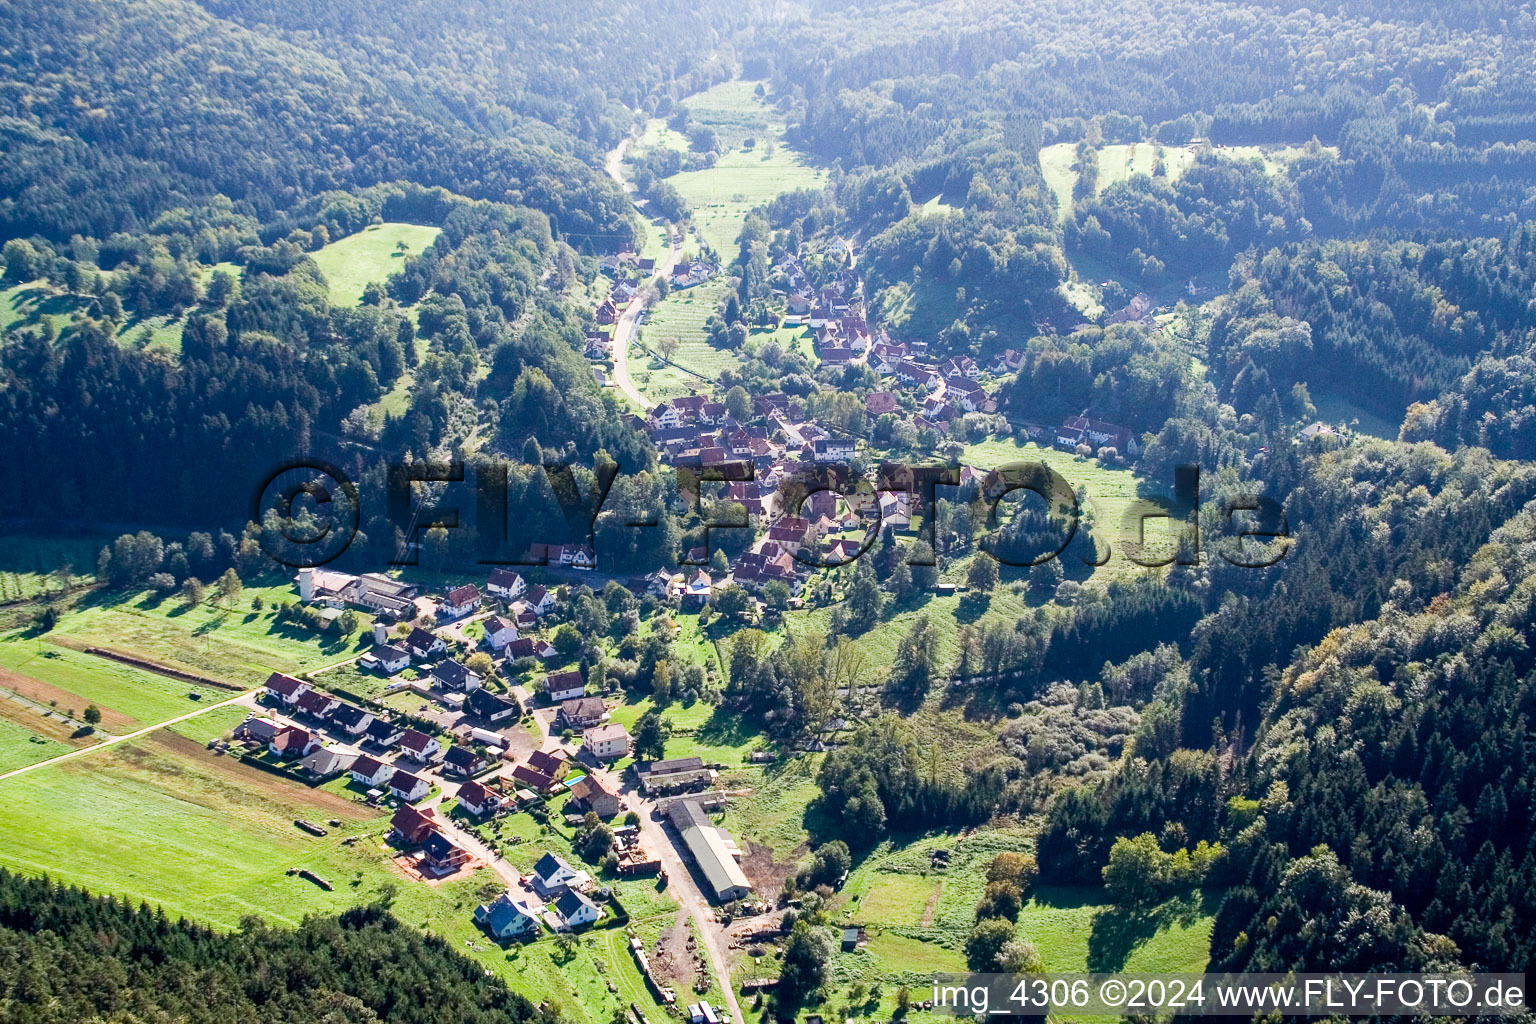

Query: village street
[602,130,682,412]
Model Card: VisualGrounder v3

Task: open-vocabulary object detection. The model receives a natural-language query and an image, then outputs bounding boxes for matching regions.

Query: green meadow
[311,222,442,307]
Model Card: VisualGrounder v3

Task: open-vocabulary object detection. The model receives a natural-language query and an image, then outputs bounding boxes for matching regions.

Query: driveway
[588,760,745,1023]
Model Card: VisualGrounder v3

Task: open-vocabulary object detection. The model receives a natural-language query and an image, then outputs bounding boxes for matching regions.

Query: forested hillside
[0,0,730,244]
[0,871,550,1024]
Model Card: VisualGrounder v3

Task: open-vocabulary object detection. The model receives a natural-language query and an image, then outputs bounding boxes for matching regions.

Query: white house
[330,703,375,736]
[475,892,542,939]
[583,723,631,761]
[457,779,503,817]
[545,669,586,703]
[530,852,587,898]
[263,671,311,705]
[486,569,527,601]
[439,584,481,621]
[269,725,320,759]
[406,627,446,661]
[431,659,482,694]
[399,729,445,764]
[350,755,396,788]
[365,643,410,674]
[482,615,519,652]
[521,585,556,616]
[554,888,602,930]
[389,768,432,803]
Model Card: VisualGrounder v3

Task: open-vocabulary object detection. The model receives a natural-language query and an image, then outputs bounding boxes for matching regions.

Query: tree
[710,547,730,573]
[335,610,359,635]
[633,708,671,761]
[657,336,680,362]
[890,615,937,695]
[796,840,851,890]
[974,880,1023,922]
[1101,832,1166,907]
[215,568,243,608]
[996,936,1044,974]
[778,922,833,1005]
[966,553,998,593]
[725,384,752,421]
[708,584,752,622]
[83,704,102,726]
[844,560,884,632]
[987,852,1039,895]
[465,652,495,678]
[553,624,583,658]
[181,577,206,606]
[964,918,1016,971]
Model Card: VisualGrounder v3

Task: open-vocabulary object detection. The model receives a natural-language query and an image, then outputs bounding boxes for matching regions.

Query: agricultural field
[634,278,742,403]
[634,80,826,260]
[310,222,442,307]
[0,715,71,773]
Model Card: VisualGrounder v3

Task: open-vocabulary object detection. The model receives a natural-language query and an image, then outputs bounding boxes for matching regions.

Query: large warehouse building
[666,800,752,903]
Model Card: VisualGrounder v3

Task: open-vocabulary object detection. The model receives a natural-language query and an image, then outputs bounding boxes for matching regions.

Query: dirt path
[593,760,744,1023]
[0,688,253,783]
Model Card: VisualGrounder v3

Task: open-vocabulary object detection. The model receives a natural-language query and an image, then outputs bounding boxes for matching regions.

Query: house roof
[391,803,436,838]
[445,584,480,606]
[534,852,573,880]
[584,723,630,745]
[295,689,335,715]
[353,754,392,778]
[560,696,606,721]
[458,780,498,807]
[264,671,307,696]
[366,719,403,742]
[400,729,435,753]
[433,660,476,687]
[390,768,427,792]
[546,669,584,693]
[645,756,705,775]
[555,888,598,920]
[527,749,564,775]
[330,704,371,729]
[407,626,439,649]
[422,829,464,860]
[511,764,556,790]
[488,568,524,590]
[444,745,483,771]
[571,775,617,804]
[467,687,517,716]
[483,615,515,635]
[372,643,408,662]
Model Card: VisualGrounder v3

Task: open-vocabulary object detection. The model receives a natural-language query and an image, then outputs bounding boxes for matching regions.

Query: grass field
[0,715,71,773]
[958,436,1177,580]
[635,278,743,403]
[609,695,767,766]
[1312,390,1400,441]
[310,223,442,307]
[1041,140,1338,226]
[636,81,826,260]
[0,581,369,734]
[0,280,80,335]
